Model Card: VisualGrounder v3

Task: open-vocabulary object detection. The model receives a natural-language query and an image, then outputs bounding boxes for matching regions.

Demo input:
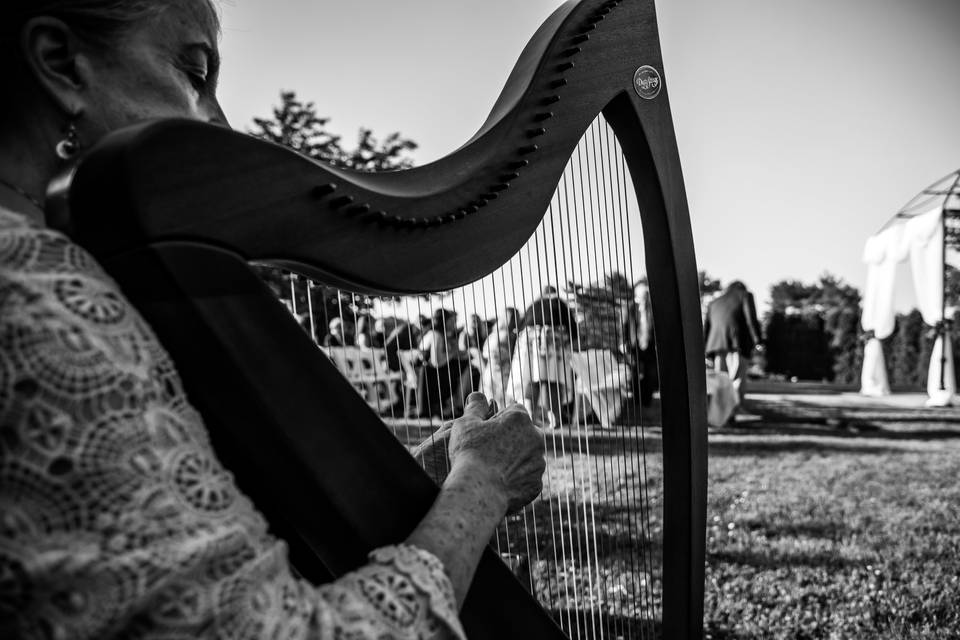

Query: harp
[47,0,707,637]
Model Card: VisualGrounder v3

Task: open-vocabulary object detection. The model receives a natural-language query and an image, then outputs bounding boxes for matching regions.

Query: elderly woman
[0,2,546,639]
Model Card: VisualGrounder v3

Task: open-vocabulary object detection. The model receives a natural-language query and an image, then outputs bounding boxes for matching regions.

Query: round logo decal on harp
[633,65,662,100]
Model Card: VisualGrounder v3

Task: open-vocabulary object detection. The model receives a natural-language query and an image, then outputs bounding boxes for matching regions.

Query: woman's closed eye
[182,65,208,90]
[179,45,217,93]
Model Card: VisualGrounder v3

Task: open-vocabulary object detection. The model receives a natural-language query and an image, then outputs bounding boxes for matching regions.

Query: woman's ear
[19,17,88,117]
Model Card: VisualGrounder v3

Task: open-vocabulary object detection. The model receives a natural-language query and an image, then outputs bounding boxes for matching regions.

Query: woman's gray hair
[3,0,220,67]
[1,0,218,121]
[2,1,166,47]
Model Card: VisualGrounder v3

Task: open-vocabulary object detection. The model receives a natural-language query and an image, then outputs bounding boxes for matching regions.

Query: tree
[698,270,723,297]
[764,273,862,382]
[248,91,419,339]
[248,91,418,170]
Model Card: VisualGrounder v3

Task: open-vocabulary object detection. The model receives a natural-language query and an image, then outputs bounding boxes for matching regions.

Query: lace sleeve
[0,211,466,640]
[308,545,466,640]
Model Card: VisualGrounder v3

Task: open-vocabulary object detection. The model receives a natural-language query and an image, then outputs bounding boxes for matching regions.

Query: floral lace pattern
[0,206,465,640]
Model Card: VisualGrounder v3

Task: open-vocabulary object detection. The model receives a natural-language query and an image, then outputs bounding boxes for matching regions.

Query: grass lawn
[705,429,960,639]
[397,396,960,639]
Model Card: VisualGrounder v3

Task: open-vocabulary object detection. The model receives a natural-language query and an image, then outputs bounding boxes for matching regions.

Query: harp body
[48,0,707,637]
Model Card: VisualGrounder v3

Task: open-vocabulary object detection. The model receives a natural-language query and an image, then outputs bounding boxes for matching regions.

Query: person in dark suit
[703,281,763,405]
[622,280,658,408]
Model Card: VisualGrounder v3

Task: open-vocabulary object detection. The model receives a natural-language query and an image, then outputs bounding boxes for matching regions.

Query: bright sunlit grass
[705,432,960,639]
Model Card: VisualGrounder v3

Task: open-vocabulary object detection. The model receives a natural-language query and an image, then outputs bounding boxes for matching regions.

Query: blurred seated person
[458,313,488,353]
[322,316,353,347]
[0,2,547,638]
[355,314,383,349]
[384,319,422,372]
[418,309,479,419]
[481,307,520,407]
[508,287,579,429]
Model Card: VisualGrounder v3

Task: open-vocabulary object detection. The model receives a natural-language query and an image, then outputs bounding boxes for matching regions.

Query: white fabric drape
[861,224,911,340]
[860,338,890,397]
[903,208,956,405]
[905,208,944,325]
[859,223,910,396]
[859,206,956,403]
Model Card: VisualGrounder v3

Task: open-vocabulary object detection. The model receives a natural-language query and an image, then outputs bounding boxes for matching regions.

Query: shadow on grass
[709,547,861,570]
[500,500,663,565]
[708,438,913,457]
[548,608,662,640]
[714,418,960,443]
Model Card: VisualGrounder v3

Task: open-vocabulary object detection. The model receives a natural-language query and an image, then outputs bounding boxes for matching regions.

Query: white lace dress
[0,206,465,640]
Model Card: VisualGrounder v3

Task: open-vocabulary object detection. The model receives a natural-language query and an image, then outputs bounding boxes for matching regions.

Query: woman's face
[80,0,226,144]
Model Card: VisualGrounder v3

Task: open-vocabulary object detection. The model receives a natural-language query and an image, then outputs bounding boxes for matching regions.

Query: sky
[214,0,960,312]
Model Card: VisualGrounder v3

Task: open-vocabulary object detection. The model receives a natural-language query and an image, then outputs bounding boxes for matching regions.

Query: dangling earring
[56,119,81,161]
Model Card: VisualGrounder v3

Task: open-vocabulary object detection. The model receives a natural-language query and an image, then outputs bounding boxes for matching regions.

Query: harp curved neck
[48,0,668,295]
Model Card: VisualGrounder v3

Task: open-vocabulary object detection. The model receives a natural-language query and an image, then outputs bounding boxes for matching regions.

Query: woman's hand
[406,393,546,607]
[448,393,546,515]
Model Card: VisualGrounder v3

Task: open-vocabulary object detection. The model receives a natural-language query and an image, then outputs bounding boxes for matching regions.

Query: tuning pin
[312,183,337,198]
[329,195,354,209]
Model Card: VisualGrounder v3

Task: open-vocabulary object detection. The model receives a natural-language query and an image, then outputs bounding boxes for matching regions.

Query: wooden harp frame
[47,0,707,637]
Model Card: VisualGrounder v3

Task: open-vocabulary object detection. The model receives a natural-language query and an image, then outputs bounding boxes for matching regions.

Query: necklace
[0,177,44,212]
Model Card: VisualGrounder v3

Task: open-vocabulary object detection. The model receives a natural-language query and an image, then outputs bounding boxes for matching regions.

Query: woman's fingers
[461,392,491,420]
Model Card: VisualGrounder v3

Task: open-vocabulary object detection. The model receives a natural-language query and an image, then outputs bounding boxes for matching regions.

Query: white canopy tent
[860,169,960,406]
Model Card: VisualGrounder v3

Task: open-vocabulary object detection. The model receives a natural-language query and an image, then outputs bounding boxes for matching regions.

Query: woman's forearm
[405,461,507,608]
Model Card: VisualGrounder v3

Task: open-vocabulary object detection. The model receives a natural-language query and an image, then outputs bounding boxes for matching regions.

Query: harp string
[521,213,567,628]
[612,118,657,634]
[613,125,659,631]
[605,121,650,629]
[546,195,591,637]
[558,160,603,640]
[602,117,644,633]
[536,208,583,633]
[609,123,657,631]
[582,118,624,639]
[572,125,612,638]
[607,118,654,633]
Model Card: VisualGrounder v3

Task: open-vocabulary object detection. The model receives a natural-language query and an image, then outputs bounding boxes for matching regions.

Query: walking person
[703,281,764,410]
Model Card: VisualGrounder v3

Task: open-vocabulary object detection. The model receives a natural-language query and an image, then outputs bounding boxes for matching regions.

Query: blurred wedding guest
[622,279,658,408]
[508,287,579,429]
[704,280,764,407]
[458,313,488,353]
[356,314,382,349]
[372,317,389,348]
[384,319,422,372]
[323,316,352,347]
[418,308,463,418]
[481,307,521,406]
[0,3,547,637]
